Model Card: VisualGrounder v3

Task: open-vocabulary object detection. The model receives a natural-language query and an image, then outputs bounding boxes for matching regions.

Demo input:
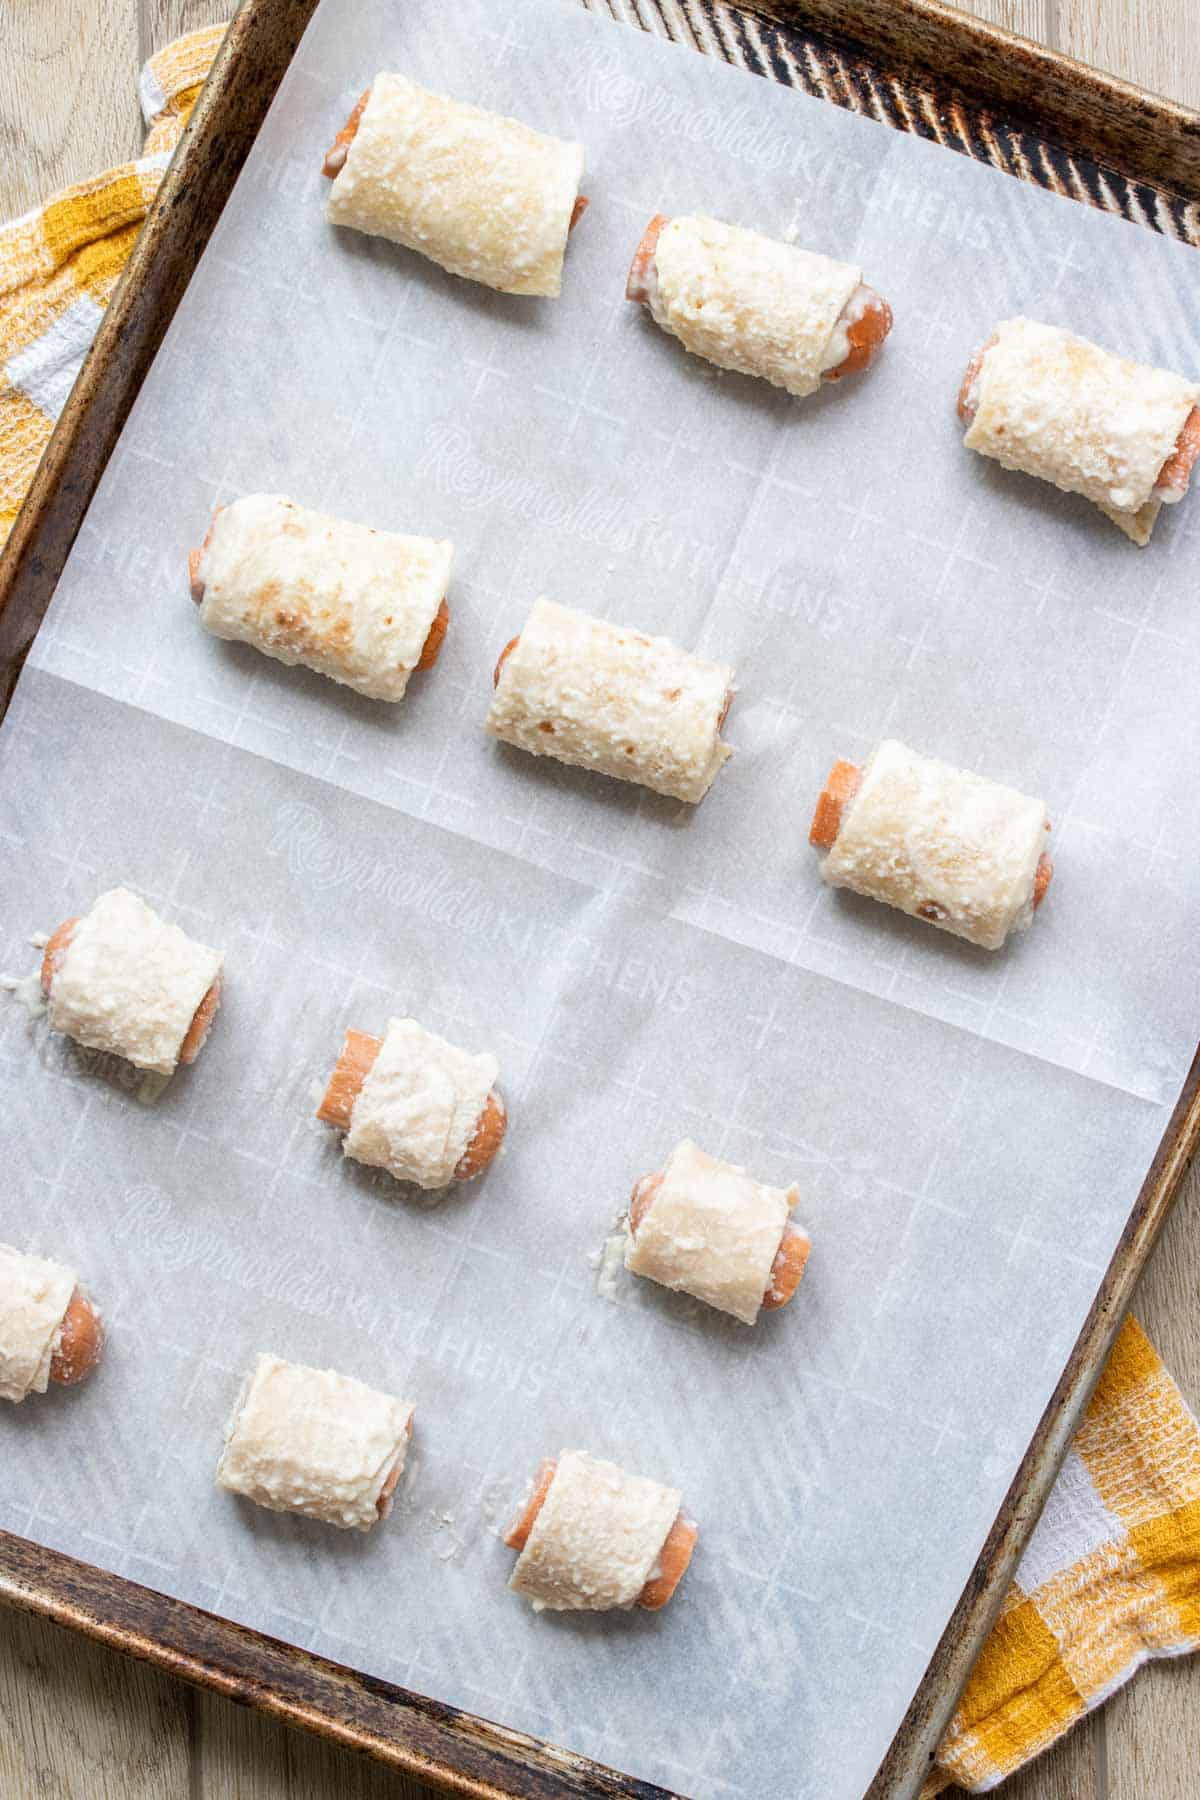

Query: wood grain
[1,2,1198,1797]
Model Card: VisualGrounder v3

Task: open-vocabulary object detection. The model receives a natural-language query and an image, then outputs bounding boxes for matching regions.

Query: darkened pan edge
[1,3,1198,1798]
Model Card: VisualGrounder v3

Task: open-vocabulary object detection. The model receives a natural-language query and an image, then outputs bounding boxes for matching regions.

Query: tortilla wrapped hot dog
[324,73,586,298]
[191,495,452,702]
[626,213,892,396]
[625,1140,810,1326]
[216,1353,414,1530]
[809,740,1053,951]
[959,317,1200,545]
[504,1450,697,1612]
[0,1244,104,1403]
[487,599,733,804]
[317,1019,505,1190]
[41,888,223,1075]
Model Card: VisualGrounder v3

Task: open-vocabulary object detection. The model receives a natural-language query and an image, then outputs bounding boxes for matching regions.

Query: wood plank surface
[1,2,1198,1796]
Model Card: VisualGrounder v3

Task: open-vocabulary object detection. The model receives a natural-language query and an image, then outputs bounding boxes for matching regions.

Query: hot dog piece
[487,599,734,804]
[808,758,863,851]
[493,636,519,688]
[626,213,893,396]
[322,87,372,178]
[625,1142,809,1326]
[507,1450,697,1612]
[453,1090,508,1181]
[317,1018,505,1189]
[216,1353,414,1531]
[959,318,1200,544]
[415,597,450,672]
[178,973,223,1066]
[48,1289,106,1387]
[638,1514,700,1611]
[187,506,222,605]
[0,1244,104,1403]
[40,915,80,995]
[957,340,992,426]
[316,1028,382,1132]
[503,1457,557,1552]
[42,889,223,1075]
[1155,404,1200,497]
[760,1224,813,1312]
[625,213,669,305]
[813,739,1052,949]
[824,286,895,381]
[191,495,453,702]
[324,73,586,298]
[375,1412,414,1518]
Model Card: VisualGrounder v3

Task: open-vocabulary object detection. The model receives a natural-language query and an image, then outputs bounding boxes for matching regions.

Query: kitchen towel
[0,24,224,546]
[926,1316,1200,1791]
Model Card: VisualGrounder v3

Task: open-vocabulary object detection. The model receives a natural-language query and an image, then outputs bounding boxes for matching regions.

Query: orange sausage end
[1157,404,1200,496]
[376,1412,414,1517]
[1033,852,1053,910]
[503,1457,558,1551]
[493,635,520,689]
[958,337,997,426]
[454,1089,507,1181]
[190,507,223,605]
[628,1170,662,1235]
[179,975,222,1066]
[41,917,79,997]
[638,1512,698,1611]
[317,1028,383,1129]
[49,1289,105,1387]
[809,759,862,850]
[322,87,371,179]
[760,1224,812,1312]
[569,195,589,233]
[416,597,450,673]
[823,287,893,382]
[626,213,670,305]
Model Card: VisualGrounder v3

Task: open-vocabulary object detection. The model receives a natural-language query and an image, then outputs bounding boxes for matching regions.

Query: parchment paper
[3,2,1200,1794]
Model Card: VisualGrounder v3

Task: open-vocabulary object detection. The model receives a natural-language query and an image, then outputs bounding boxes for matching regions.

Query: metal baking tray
[2,2,1198,1795]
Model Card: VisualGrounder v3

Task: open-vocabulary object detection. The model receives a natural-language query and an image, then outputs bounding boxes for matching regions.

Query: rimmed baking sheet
[3,3,1200,1798]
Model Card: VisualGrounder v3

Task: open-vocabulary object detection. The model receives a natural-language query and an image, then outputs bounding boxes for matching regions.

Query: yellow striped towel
[2,31,1200,1793]
[925,1315,1200,1792]
[0,25,225,547]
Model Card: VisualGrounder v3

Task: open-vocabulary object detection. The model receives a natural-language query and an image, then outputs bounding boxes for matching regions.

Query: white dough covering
[963,317,1200,545]
[819,740,1049,951]
[509,1450,682,1611]
[0,1243,76,1404]
[624,1140,800,1326]
[196,494,452,702]
[486,598,733,804]
[344,1018,498,1190]
[326,72,585,297]
[47,888,223,1074]
[644,214,863,397]
[216,1353,414,1530]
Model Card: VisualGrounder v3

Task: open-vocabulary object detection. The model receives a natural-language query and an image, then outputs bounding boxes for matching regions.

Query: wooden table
[2,4,1199,1796]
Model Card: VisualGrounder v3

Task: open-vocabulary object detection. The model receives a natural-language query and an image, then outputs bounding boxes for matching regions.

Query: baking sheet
[2,0,1199,1794]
